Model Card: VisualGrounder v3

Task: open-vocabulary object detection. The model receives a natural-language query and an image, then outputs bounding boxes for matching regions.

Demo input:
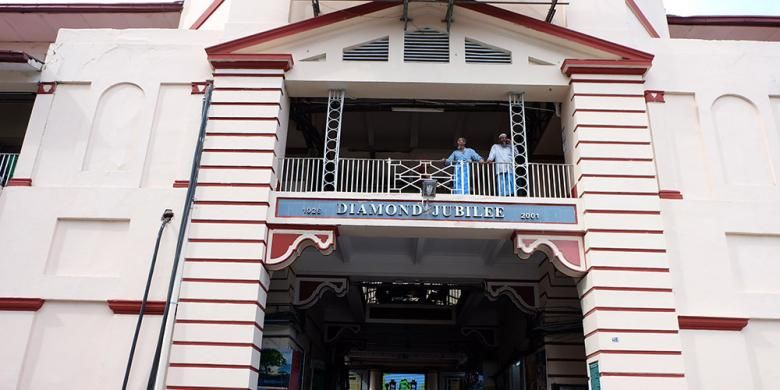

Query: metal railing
[277,158,574,198]
[0,153,18,187]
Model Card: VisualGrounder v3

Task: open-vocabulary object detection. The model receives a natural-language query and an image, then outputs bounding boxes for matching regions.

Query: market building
[1,1,779,389]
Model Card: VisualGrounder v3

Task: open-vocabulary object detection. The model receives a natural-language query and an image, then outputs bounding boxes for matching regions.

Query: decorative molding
[659,190,683,200]
[6,178,32,186]
[37,82,56,94]
[173,180,190,188]
[294,277,348,309]
[191,82,208,95]
[266,227,337,270]
[644,90,665,103]
[190,0,225,30]
[513,232,586,277]
[0,297,44,311]
[484,281,537,314]
[625,0,661,38]
[678,316,749,331]
[208,54,294,71]
[562,59,652,76]
[461,326,498,347]
[324,323,361,343]
[108,300,166,315]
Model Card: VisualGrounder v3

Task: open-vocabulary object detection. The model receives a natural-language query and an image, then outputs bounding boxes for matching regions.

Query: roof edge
[207,0,653,62]
[668,15,780,27]
[0,1,183,14]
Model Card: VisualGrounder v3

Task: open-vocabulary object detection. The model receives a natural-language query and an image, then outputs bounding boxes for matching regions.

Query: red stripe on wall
[600,372,685,378]
[186,258,264,264]
[584,328,679,338]
[182,278,269,292]
[571,93,645,100]
[167,386,250,390]
[586,229,664,234]
[190,219,266,224]
[188,238,265,243]
[580,191,660,196]
[573,108,646,114]
[576,140,650,146]
[586,247,666,253]
[580,286,673,300]
[570,79,646,84]
[590,266,669,272]
[175,319,264,331]
[194,201,270,206]
[202,149,275,153]
[169,363,259,373]
[196,183,272,188]
[587,350,681,359]
[172,340,262,352]
[678,316,749,331]
[200,165,273,170]
[0,297,44,311]
[213,87,283,92]
[584,307,676,318]
[207,117,280,124]
[179,298,266,311]
[578,157,654,162]
[584,209,660,215]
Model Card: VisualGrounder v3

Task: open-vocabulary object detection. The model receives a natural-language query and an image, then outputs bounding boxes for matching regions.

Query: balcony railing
[0,153,18,187]
[277,158,574,198]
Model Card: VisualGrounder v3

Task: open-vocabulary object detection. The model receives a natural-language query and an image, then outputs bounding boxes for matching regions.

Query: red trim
[659,190,683,200]
[190,0,225,29]
[0,2,184,13]
[179,298,266,310]
[570,78,645,84]
[6,178,32,186]
[200,165,274,170]
[182,278,269,292]
[577,141,650,146]
[580,286,673,300]
[191,82,208,95]
[578,157,653,162]
[196,182,272,187]
[645,90,666,103]
[206,133,278,138]
[208,54,294,71]
[600,372,684,378]
[458,2,653,60]
[194,200,270,206]
[186,258,264,264]
[584,328,678,338]
[211,102,282,106]
[678,316,749,331]
[173,180,189,188]
[584,209,660,215]
[580,191,659,196]
[173,340,261,352]
[175,319,264,331]
[586,228,663,234]
[589,266,669,272]
[107,300,165,315]
[572,93,645,99]
[587,349,681,359]
[213,87,283,92]
[579,174,656,179]
[168,363,259,373]
[563,59,651,76]
[191,219,265,224]
[167,386,250,390]
[584,307,675,318]
[37,82,56,94]
[0,297,44,311]
[207,1,401,54]
[667,15,780,27]
[214,73,285,78]
[574,124,648,131]
[573,108,646,114]
[586,247,666,253]
[188,238,264,243]
[207,117,280,124]
[625,0,661,38]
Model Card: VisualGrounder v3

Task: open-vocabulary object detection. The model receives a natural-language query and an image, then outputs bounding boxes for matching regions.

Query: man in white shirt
[487,133,515,196]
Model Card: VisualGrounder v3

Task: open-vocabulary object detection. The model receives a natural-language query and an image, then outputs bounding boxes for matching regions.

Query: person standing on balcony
[487,133,515,196]
[445,137,483,195]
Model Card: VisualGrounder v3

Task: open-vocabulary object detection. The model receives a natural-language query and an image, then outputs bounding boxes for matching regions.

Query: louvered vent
[343,37,389,61]
[465,38,511,64]
[404,28,449,63]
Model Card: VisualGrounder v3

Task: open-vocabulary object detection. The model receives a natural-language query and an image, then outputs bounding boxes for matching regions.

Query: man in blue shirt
[445,137,483,195]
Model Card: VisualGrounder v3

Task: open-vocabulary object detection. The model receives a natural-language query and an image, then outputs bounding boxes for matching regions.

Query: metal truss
[509,93,529,196]
[322,90,345,191]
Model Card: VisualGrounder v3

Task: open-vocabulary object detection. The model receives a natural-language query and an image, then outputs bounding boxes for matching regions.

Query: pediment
[207,1,653,76]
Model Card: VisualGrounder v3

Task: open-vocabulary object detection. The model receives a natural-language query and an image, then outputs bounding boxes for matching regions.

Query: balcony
[0,153,18,187]
[277,158,574,199]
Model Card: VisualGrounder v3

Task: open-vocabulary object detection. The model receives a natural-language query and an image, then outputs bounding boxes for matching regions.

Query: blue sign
[589,362,601,390]
[276,198,576,224]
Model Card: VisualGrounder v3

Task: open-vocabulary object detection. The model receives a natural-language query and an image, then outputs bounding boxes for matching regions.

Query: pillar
[564,66,688,389]
[163,56,290,389]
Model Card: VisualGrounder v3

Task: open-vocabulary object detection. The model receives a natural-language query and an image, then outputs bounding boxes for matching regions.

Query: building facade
[1,1,779,389]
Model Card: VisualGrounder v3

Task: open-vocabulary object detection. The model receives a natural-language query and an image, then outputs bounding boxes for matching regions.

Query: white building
[1,1,779,389]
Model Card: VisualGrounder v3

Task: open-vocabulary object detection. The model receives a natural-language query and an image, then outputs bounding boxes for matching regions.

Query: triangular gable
[206,1,653,74]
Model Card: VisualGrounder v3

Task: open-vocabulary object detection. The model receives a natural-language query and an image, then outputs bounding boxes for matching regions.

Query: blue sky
[664,0,780,16]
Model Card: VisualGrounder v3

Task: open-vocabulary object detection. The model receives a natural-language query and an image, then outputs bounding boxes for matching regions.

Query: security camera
[161,209,174,222]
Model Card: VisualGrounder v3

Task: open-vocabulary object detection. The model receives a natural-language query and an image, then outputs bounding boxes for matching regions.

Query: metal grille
[465,38,511,64]
[322,90,345,191]
[509,93,529,196]
[404,28,449,63]
[343,36,389,61]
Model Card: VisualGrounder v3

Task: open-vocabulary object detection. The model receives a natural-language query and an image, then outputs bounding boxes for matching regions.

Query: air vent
[404,28,449,63]
[465,38,511,64]
[343,36,389,61]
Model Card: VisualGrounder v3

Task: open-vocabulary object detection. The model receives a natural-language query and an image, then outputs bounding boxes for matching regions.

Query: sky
[663,0,780,16]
